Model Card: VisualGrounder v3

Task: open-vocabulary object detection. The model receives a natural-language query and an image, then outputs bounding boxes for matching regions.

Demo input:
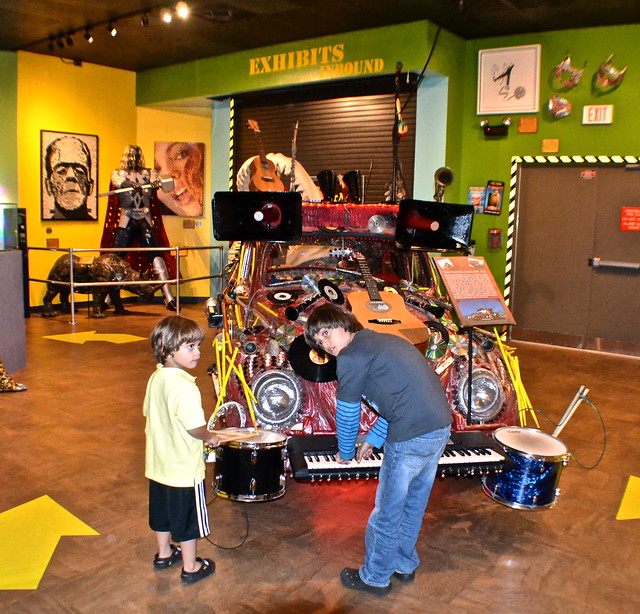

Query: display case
[0,203,19,251]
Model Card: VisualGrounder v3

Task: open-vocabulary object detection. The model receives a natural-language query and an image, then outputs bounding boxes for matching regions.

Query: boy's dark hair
[150,315,205,364]
[304,303,363,351]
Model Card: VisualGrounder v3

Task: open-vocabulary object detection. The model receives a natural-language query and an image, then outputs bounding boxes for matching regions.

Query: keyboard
[288,431,511,481]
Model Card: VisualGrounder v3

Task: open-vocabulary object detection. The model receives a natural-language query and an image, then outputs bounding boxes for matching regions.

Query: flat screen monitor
[213,191,303,243]
[394,199,474,251]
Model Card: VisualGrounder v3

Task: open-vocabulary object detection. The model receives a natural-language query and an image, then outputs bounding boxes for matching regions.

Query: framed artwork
[41,130,98,220]
[154,141,205,217]
[484,180,504,215]
[477,44,541,115]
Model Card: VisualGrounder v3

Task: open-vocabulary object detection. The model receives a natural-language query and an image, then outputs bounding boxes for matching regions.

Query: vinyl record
[267,289,301,305]
[288,334,337,382]
[318,279,345,304]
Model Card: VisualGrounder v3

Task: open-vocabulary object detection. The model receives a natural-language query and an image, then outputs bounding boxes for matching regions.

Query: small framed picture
[484,181,504,215]
[41,131,98,221]
[477,44,541,115]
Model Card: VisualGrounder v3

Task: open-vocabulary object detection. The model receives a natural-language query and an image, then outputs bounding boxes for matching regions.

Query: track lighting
[48,38,55,51]
[66,34,74,46]
[176,2,190,19]
[56,37,64,48]
[140,12,150,27]
[84,29,94,44]
[161,8,173,23]
[108,22,117,37]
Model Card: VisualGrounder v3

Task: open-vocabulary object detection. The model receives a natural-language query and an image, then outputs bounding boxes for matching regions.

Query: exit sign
[582,105,614,125]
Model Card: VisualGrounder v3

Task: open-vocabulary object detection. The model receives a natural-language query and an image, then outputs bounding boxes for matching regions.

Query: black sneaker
[153,544,182,570]
[393,570,416,583]
[181,558,215,584]
[340,567,391,596]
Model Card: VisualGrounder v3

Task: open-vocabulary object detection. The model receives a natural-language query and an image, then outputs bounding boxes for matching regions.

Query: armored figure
[101,145,176,310]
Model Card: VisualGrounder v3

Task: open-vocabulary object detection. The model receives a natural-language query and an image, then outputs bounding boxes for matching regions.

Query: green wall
[0,52,18,204]
[139,22,640,290]
[460,25,639,285]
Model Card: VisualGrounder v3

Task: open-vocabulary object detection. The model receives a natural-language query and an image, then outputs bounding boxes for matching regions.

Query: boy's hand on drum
[188,425,221,447]
[205,433,221,447]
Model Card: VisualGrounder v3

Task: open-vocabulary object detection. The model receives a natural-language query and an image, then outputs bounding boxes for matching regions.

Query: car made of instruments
[208,201,517,439]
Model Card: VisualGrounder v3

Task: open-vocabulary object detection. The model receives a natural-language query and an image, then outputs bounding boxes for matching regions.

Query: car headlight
[251,369,303,427]
[456,367,505,423]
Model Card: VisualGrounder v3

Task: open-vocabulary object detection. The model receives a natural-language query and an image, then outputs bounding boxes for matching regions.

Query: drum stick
[552,386,589,438]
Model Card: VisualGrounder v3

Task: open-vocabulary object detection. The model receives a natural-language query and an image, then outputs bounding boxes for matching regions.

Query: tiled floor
[1,302,639,613]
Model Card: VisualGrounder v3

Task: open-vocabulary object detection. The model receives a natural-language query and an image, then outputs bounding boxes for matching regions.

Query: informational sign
[620,207,640,232]
[433,256,515,328]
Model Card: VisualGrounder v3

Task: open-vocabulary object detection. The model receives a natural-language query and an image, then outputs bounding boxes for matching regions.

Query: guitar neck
[290,121,299,191]
[354,254,382,302]
[254,132,269,166]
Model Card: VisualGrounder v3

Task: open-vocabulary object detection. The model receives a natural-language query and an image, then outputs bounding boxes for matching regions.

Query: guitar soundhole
[368,301,390,313]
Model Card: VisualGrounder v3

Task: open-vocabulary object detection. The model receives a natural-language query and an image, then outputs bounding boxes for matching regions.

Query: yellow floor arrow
[0,495,99,590]
[44,331,146,344]
[616,475,640,520]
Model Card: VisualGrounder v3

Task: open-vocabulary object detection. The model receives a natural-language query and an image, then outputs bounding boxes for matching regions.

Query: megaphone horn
[433,167,454,202]
[434,167,454,187]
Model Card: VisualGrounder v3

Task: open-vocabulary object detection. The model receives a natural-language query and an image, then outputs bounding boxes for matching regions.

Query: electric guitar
[247,119,286,192]
[333,249,430,345]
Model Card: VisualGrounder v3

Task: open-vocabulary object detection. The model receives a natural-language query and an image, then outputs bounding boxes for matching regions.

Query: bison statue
[42,253,157,318]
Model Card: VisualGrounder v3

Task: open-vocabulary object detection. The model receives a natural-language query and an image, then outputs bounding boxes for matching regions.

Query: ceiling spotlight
[56,37,64,48]
[108,22,118,37]
[47,38,55,51]
[176,2,190,19]
[66,34,74,46]
[140,12,150,27]
[84,29,94,44]
[160,8,173,23]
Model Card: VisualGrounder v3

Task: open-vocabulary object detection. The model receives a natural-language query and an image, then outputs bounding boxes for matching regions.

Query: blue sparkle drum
[481,427,569,510]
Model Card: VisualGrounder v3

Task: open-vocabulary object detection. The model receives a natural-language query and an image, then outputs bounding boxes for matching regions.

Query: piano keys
[287,430,514,481]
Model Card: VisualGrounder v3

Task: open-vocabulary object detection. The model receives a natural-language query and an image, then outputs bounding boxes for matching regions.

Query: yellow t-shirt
[143,364,206,487]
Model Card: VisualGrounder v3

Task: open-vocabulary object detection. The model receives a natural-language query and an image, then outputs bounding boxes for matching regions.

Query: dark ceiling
[2,0,640,72]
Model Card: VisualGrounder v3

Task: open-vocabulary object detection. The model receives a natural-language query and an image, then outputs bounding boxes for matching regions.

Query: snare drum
[213,428,287,502]
[481,426,569,510]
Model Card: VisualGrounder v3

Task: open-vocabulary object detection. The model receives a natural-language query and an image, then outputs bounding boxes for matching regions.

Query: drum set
[207,425,288,503]
[481,426,570,510]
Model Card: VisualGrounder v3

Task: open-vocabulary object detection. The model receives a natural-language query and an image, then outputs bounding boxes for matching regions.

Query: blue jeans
[359,424,451,587]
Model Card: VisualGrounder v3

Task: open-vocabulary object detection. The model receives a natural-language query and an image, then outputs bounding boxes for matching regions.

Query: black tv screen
[394,199,474,251]
[213,191,302,243]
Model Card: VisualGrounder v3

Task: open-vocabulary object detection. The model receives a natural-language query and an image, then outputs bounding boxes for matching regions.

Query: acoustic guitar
[334,249,430,345]
[247,119,285,192]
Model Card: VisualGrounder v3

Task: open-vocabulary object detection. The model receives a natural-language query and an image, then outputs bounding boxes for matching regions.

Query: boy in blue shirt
[305,303,452,595]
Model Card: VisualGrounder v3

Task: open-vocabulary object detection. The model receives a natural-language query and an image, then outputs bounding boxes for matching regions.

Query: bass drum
[482,426,569,510]
[213,428,287,502]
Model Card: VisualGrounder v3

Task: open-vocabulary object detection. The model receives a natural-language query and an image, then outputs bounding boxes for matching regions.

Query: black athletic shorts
[148,479,210,542]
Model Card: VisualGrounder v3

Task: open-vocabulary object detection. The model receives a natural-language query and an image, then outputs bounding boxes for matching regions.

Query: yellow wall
[17,52,212,307]
[136,107,213,298]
